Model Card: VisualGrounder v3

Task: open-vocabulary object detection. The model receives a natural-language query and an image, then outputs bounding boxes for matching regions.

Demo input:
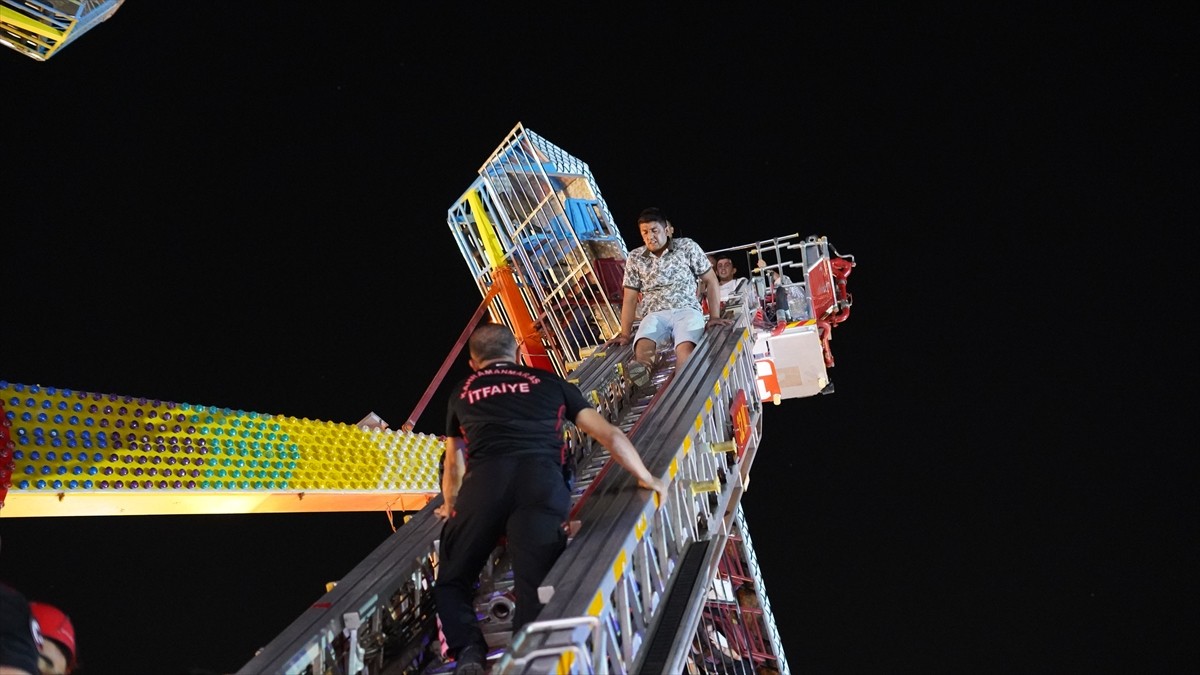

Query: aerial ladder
[0,124,855,674]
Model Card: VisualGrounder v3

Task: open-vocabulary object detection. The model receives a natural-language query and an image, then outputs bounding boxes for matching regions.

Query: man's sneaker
[454,644,487,675]
[625,361,651,388]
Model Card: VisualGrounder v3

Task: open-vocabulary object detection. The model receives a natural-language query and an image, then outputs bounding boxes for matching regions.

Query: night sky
[1,4,1191,674]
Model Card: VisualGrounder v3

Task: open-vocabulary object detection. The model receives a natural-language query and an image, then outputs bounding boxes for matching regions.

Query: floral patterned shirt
[622,237,712,314]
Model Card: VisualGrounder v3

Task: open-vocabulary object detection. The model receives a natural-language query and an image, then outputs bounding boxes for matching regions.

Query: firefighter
[434,323,666,675]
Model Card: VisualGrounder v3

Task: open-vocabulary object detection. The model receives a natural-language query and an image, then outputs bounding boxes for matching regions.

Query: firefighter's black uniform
[435,360,590,658]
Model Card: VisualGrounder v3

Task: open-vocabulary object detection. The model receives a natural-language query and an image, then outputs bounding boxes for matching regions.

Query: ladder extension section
[500,324,783,674]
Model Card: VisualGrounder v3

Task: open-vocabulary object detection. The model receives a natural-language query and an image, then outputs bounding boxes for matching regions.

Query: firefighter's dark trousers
[434,455,570,655]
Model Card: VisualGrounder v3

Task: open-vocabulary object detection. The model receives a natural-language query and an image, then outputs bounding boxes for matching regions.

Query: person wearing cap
[28,603,75,675]
[612,207,731,386]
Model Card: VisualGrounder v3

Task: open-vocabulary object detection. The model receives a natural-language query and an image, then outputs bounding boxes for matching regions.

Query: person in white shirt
[714,254,749,302]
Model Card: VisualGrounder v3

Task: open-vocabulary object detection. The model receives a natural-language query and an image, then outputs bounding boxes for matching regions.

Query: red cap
[30,602,76,668]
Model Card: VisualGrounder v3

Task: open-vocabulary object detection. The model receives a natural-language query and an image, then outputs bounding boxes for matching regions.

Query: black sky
[1,4,1193,674]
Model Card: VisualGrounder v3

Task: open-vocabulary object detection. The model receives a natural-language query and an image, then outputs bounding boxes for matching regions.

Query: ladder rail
[235,499,447,674]
[497,324,770,674]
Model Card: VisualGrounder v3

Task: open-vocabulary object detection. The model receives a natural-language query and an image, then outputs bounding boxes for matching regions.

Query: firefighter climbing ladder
[3,123,853,674]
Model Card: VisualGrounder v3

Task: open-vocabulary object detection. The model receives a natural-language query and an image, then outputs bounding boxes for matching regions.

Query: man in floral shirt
[612,207,731,386]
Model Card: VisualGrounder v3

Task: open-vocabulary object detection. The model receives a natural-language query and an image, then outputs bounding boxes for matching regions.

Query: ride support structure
[0,0,124,61]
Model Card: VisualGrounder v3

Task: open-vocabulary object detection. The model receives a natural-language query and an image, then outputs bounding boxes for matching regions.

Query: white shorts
[634,308,706,349]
